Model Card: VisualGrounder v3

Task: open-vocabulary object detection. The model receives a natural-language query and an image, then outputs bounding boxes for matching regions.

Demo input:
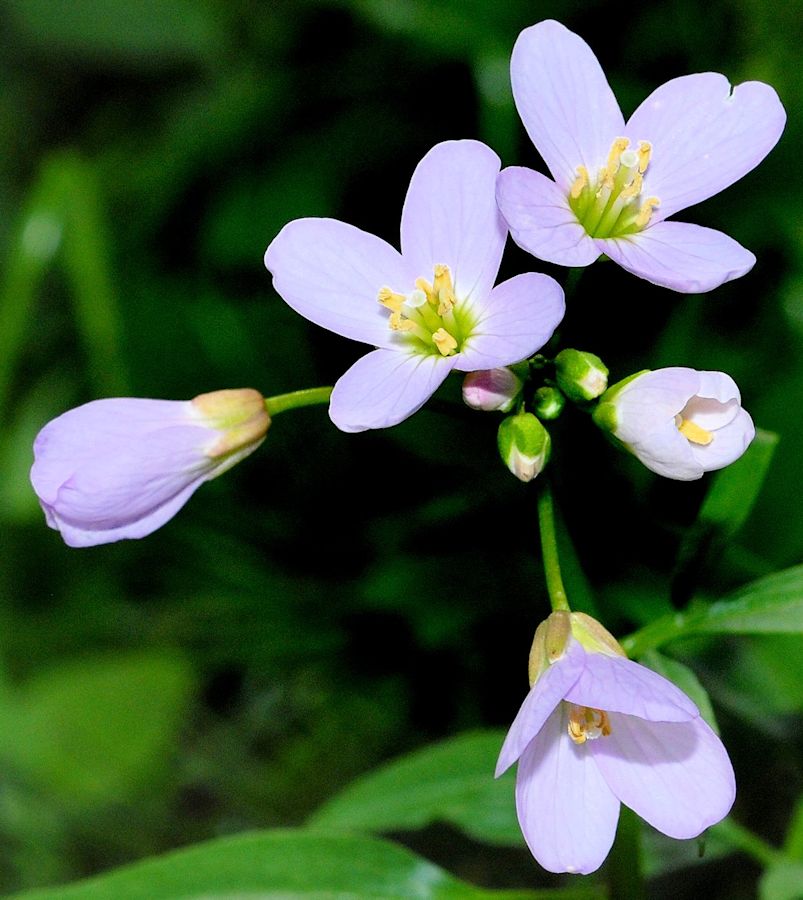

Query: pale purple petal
[696,370,741,406]
[30,398,201,504]
[625,74,786,221]
[511,20,624,189]
[400,140,505,305]
[590,714,735,839]
[630,427,704,481]
[600,222,755,293]
[265,218,412,348]
[329,349,455,433]
[612,368,699,445]
[566,652,699,722]
[688,408,755,472]
[45,475,206,548]
[456,273,565,372]
[496,167,600,267]
[496,640,586,777]
[516,706,620,874]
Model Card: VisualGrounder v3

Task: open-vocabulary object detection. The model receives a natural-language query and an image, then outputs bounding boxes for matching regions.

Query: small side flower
[593,367,754,480]
[30,389,270,547]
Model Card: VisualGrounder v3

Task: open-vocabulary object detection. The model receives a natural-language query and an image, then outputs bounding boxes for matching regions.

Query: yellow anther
[432,327,458,356]
[433,264,456,315]
[678,418,714,446]
[567,705,611,745]
[570,165,589,199]
[415,277,435,305]
[378,286,405,313]
[606,137,630,175]
[638,140,652,174]
[635,196,660,228]
[620,171,643,201]
[388,311,415,332]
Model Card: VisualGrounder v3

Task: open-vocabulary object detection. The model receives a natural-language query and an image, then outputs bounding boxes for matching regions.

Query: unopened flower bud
[532,385,565,420]
[497,411,550,482]
[593,368,754,481]
[462,368,523,412]
[555,348,609,403]
[30,388,270,547]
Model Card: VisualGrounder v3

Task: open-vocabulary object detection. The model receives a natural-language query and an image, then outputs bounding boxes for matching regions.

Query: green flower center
[568,137,661,239]
[378,264,475,357]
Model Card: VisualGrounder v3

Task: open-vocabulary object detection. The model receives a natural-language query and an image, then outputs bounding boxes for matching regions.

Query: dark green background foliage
[0,0,801,897]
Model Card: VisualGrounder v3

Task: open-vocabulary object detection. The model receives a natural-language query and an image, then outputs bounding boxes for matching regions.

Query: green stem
[563,267,585,300]
[264,386,333,417]
[537,480,570,612]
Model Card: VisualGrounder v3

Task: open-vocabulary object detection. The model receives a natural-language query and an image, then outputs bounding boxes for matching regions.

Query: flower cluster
[27,15,784,880]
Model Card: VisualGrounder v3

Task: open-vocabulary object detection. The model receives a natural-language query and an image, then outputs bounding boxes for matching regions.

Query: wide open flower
[497,612,735,875]
[30,389,270,547]
[265,140,565,432]
[496,20,786,293]
[593,367,754,480]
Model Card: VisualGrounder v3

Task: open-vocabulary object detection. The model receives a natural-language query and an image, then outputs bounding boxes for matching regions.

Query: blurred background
[0,0,801,896]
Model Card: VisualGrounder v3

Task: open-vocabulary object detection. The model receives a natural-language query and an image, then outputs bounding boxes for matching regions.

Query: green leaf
[622,565,803,656]
[640,650,719,734]
[8,829,590,899]
[0,650,194,807]
[697,565,803,634]
[674,428,779,593]
[759,861,803,900]
[309,730,523,847]
[782,796,803,860]
[694,428,780,538]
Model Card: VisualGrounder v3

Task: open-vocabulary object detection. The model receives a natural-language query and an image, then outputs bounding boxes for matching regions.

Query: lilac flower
[593,367,754,480]
[496,20,786,293]
[265,140,565,432]
[30,389,270,547]
[497,612,735,875]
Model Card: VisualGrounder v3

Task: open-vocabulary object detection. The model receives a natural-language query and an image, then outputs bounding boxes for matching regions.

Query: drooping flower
[30,389,270,547]
[496,20,786,293]
[264,140,565,432]
[593,367,754,480]
[497,611,735,875]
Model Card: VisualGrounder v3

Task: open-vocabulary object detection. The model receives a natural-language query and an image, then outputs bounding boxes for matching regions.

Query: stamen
[619,171,643,201]
[677,418,714,445]
[432,327,458,356]
[570,165,588,199]
[388,311,415,332]
[635,196,660,228]
[433,264,456,315]
[567,704,612,744]
[378,286,405,313]
[606,137,630,175]
[637,140,652,174]
[415,277,435,305]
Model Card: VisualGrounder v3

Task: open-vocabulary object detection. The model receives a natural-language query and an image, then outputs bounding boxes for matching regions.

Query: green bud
[497,411,551,482]
[555,348,609,403]
[532,385,566,420]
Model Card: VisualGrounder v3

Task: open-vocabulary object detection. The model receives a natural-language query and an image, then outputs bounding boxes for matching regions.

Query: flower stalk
[537,479,570,612]
[264,386,333,417]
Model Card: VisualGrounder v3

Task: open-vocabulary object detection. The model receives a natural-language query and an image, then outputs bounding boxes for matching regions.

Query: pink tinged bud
[462,368,523,412]
[30,389,270,548]
[497,411,551,482]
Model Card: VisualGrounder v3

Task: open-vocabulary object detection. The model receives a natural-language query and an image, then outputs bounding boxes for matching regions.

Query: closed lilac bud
[593,368,754,480]
[30,388,270,547]
[555,349,609,403]
[498,411,550,482]
[462,368,523,412]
